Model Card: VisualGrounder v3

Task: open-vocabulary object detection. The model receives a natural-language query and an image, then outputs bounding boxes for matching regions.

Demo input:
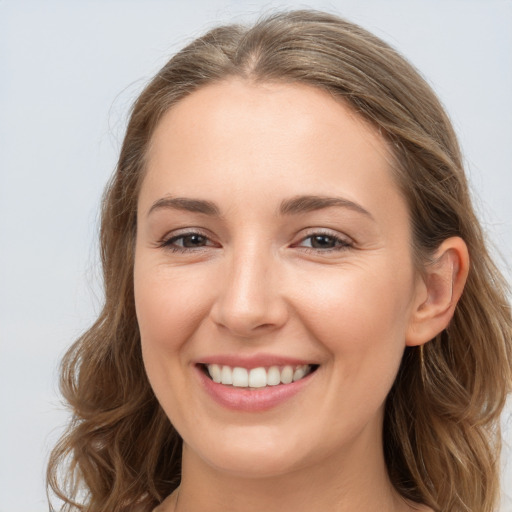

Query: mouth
[200,363,319,389]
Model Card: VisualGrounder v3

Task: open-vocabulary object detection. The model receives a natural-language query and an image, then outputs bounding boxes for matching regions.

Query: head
[48,10,512,512]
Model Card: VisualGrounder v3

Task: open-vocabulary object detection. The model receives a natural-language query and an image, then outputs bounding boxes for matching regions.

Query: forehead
[140,79,405,224]
[147,79,390,165]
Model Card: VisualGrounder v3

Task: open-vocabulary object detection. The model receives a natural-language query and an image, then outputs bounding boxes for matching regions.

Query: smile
[197,358,320,411]
[204,364,316,388]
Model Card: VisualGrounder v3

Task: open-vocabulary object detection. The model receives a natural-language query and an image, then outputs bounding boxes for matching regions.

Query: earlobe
[406,237,469,347]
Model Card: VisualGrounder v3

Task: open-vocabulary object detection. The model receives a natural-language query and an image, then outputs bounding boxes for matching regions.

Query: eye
[174,233,208,248]
[296,232,352,251]
[160,231,217,252]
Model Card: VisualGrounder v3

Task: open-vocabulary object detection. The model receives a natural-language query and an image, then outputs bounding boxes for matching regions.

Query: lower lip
[196,366,316,412]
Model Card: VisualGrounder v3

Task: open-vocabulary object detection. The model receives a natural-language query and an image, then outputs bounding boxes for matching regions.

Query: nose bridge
[211,238,286,336]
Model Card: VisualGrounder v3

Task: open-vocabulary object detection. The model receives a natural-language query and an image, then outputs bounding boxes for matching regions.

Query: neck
[173,434,411,512]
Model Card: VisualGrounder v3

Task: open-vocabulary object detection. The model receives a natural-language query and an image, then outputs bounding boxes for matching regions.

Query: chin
[185,427,312,478]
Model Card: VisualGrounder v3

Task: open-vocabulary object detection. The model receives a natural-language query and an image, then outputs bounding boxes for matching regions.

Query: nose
[209,244,289,338]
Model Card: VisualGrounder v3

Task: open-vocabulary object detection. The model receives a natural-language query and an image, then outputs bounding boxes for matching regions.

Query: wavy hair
[47,10,512,512]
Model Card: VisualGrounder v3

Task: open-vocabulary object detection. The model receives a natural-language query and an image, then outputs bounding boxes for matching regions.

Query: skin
[134,80,468,511]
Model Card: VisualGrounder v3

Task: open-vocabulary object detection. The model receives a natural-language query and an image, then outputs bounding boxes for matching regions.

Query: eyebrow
[279,195,374,219]
[147,194,373,220]
[147,196,221,217]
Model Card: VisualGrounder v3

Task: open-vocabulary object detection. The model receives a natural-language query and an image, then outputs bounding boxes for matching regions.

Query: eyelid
[156,227,353,252]
[158,228,220,251]
[292,228,354,250]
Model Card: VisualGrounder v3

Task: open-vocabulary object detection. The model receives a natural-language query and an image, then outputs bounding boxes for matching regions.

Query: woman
[47,10,512,512]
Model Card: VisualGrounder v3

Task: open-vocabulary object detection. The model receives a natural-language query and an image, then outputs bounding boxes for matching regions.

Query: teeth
[267,366,281,386]
[206,364,313,388]
[232,367,249,387]
[221,365,233,385]
[248,367,267,388]
[280,366,294,384]
[293,366,307,382]
[209,364,221,383]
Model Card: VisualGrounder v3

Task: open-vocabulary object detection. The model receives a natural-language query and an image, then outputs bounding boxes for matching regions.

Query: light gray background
[1,1,511,510]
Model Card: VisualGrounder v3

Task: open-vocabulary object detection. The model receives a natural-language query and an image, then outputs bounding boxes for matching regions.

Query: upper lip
[196,354,319,369]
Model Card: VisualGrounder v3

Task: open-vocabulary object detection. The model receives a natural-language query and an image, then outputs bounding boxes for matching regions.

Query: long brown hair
[47,10,512,512]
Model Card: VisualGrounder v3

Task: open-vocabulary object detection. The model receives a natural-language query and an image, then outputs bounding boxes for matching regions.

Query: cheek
[134,261,212,353]
[301,262,413,340]
[133,259,214,426]
[297,269,413,439]
[133,261,209,415]
[298,263,414,389]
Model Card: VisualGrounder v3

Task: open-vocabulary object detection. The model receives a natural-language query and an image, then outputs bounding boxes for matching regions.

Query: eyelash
[159,230,353,254]
[294,231,353,252]
[159,231,214,253]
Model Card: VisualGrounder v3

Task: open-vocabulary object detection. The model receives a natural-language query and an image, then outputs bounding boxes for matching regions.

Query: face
[134,80,423,478]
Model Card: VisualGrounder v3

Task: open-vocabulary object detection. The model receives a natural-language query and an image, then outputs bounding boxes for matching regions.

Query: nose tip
[209,258,288,338]
[215,308,282,338]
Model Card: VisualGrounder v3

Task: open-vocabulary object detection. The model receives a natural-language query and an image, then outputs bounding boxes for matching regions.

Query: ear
[406,237,469,347]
